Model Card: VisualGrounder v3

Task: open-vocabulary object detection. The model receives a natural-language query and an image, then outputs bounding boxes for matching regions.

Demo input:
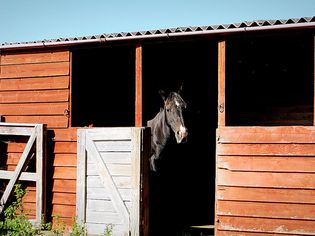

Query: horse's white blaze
[180,125,187,134]
[175,100,180,107]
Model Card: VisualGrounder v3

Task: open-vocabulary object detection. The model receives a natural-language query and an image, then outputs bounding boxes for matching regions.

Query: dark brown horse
[147,89,188,171]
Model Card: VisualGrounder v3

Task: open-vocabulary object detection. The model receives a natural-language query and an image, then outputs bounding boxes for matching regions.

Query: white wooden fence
[0,122,44,225]
[76,127,150,236]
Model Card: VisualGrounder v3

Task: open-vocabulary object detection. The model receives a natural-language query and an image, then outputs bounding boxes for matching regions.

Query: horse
[147,89,188,172]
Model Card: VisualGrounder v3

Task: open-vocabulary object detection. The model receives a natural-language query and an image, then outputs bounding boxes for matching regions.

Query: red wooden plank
[52,192,76,205]
[53,166,76,180]
[53,141,77,154]
[0,76,69,91]
[1,50,69,65]
[52,128,77,142]
[217,200,315,220]
[217,186,315,204]
[218,156,315,173]
[0,62,69,78]
[53,154,77,167]
[5,115,68,128]
[52,179,76,193]
[0,89,69,103]
[218,40,226,127]
[217,143,315,156]
[0,102,69,115]
[217,169,315,189]
[217,216,315,235]
[217,126,315,143]
[52,204,76,218]
[135,45,142,127]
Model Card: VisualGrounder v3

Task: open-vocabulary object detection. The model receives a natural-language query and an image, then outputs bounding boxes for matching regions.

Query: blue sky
[0,0,314,43]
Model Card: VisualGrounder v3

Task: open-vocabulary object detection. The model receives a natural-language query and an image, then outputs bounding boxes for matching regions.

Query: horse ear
[159,90,166,101]
[178,82,184,94]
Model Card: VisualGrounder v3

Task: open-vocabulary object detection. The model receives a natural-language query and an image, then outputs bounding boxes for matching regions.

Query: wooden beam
[135,45,142,127]
[218,40,226,127]
[314,36,315,125]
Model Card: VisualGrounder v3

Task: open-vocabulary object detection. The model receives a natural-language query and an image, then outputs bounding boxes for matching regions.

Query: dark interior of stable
[143,40,218,235]
[226,32,314,126]
[71,45,135,127]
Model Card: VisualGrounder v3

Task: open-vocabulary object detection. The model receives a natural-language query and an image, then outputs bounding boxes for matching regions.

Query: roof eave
[1,21,315,51]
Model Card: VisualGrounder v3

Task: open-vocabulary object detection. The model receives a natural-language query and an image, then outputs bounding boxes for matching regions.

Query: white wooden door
[76,127,149,236]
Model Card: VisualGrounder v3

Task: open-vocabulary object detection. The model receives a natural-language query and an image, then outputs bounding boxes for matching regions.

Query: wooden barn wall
[0,49,76,225]
[216,127,315,235]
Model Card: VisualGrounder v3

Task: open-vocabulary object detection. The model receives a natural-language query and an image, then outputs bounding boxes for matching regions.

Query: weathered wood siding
[216,127,315,235]
[0,49,75,224]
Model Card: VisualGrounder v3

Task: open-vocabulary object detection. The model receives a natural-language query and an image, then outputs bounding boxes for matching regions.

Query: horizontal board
[0,170,37,181]
[217,200,315,220]
[86,187,131,201]
[217,186,315,204]
[218,156,315,173]
[86,211,122,224]
[0,102,69,115]
[1,50,69,65]
[94,140,132,152]
[86,128,132,140]
[217,169,315,189]
[52,204,76,218]
[0,76,69,91]
[216,231,290,236]
[0,89,69,103]
[87,176,131,189]
[0,126,33,135]
[217,126,315,144]
[53,141,77,154]
[4,115,68,128]
[87,152,131,164]
[0,61,69,78]
[52,179,76,193]
[217,143,315,156]
[53,154,77,167]
[53,128,77,141]
[53,166,76,180]
[217,215,315,235]
[86,199,116,212]
[52,192,76,205]
[87,163,131,176]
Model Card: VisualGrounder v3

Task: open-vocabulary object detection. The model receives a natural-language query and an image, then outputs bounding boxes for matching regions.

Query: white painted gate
[0,122,44,224]
[76,127,150,236]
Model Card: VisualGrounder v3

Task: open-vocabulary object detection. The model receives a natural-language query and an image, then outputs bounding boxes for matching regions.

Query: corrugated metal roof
[1,16,315,49]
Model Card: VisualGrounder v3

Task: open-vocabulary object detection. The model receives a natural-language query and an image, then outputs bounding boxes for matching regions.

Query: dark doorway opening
[143,40,218,235]
[71,46,135,127]
[226,32,314,126]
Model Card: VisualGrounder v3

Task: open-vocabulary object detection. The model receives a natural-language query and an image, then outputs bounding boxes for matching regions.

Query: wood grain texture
[0,50,69,65]
[0,76,69,91]
[216,127,315,235]
[218,40,226,127]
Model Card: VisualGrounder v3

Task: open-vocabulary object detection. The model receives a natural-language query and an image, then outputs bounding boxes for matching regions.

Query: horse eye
[166,109,170,112]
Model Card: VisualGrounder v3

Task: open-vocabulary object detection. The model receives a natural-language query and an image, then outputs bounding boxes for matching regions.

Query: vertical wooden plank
[68,50,72,128]
[141,127,150,236]
[135,45,143,127]
[313,36,315,126]
[218,40,226,127]
[131,128,141,236]
[76,129,86,223]
[35,124,44,224]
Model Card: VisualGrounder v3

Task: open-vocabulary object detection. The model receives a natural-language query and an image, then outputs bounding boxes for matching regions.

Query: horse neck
[157,108,171,139]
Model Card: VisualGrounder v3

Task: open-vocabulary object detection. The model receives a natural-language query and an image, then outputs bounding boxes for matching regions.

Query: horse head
[159,89,188,143]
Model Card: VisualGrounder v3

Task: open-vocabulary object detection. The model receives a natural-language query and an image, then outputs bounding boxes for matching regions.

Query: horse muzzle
[176,126,188,144]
